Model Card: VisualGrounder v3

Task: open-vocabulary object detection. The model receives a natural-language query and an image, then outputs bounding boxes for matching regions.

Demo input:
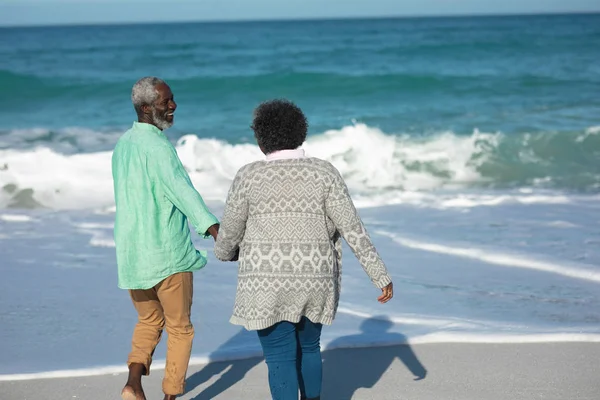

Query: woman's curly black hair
[251,99,308,154]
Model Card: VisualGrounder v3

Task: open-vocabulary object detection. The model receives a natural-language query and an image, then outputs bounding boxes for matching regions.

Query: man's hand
[377,282,393,304]
[206,224,219,241]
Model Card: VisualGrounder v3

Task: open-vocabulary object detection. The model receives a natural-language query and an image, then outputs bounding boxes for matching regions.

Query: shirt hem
[118,257,207,290]
[230,312,335,331]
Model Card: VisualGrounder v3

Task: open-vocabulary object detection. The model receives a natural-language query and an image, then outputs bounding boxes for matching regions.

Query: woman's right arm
[214,167,250,261]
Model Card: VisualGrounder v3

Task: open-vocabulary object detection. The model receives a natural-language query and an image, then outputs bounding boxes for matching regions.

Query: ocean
[1,13,599,378]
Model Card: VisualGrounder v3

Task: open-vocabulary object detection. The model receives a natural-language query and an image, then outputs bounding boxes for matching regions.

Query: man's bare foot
[121,363,146,400]
[163,395,177,400]
[121,385,144,400]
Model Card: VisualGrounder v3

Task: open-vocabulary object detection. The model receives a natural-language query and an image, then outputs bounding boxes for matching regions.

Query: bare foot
[122,363,146,400]
[121,385,145,400]
[163,395,177,400]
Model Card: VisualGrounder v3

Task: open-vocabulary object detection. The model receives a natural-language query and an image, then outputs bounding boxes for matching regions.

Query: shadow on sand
[186,316,427,399]
[185,329,262,400]
[322,316,427,399]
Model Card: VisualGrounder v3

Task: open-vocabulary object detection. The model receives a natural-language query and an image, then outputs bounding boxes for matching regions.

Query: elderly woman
[214,99,393,400]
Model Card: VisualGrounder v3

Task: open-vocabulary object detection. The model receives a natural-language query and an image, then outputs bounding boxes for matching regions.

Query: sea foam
[1,124,597,210]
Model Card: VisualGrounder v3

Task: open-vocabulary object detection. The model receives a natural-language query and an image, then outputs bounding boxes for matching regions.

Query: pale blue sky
[1,0,599,26]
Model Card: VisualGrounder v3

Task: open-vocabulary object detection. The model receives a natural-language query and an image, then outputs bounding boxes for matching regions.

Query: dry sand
[3,342,599,400]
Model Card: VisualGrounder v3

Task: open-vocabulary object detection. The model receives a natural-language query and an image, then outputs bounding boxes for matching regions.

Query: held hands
[207,223,239,262]
[377,282,393,304]
[207,224,219,242]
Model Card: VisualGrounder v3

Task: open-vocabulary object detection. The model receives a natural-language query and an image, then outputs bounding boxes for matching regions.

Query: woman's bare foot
[121,363,147,400]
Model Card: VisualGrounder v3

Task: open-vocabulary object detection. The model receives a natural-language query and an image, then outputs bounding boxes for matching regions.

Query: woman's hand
[377,282,393,304]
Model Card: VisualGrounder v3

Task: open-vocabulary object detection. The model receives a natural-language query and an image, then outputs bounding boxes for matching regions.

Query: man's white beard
[152,107,173,130]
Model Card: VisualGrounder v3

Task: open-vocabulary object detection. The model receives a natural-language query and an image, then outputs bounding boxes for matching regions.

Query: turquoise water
[2,14,599,134]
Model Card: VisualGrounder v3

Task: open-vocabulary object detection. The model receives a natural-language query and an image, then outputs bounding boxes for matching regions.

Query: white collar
[266,148,306,162]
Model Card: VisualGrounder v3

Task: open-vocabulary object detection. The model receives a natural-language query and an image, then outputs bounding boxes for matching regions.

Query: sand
[2,342,599,400]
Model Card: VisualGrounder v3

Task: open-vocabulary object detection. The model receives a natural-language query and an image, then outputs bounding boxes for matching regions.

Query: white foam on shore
[337,307,494,329]
[0,352,263,382]
[546,220,579,228]
[377,230,600,283]
[0,365,131,382]
[89,236,116,248]
[321,332,600,352]
[74,222,114,229]
[406,332,600,345]
[436,194,571,208]
[0,214,34,222]
[3,333,600,382]
[351,191,576,209]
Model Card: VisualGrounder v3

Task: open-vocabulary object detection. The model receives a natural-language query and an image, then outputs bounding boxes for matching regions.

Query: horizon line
[1,10,599,29]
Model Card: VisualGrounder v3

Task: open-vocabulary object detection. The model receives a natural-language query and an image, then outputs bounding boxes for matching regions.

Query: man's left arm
[148,144,219,239]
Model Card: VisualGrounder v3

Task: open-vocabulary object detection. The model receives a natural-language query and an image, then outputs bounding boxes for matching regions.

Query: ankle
[127,363,146,378]
[125,363,146,389]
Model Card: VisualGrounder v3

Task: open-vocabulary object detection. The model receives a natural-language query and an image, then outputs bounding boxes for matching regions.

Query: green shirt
[112,122,219,290]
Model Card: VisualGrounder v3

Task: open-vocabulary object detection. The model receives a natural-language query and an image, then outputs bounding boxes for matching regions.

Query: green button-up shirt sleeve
[147,143,219,238]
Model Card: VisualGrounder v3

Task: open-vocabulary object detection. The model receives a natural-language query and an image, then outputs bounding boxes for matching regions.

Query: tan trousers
[127,272,194,395]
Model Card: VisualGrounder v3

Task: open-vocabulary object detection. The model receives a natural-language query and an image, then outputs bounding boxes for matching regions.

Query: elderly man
[112,77,219,400]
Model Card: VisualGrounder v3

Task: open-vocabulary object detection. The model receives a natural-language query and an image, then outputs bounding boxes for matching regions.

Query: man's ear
[141,104,152,115]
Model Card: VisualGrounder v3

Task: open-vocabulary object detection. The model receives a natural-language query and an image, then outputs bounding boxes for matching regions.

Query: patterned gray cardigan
[214,157,392,330]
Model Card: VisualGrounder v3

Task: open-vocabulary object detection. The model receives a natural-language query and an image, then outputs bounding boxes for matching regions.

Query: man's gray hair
[131,76,165,113]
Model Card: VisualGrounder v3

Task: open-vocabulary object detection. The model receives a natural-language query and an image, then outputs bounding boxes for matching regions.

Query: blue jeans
[257,317,323,400]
